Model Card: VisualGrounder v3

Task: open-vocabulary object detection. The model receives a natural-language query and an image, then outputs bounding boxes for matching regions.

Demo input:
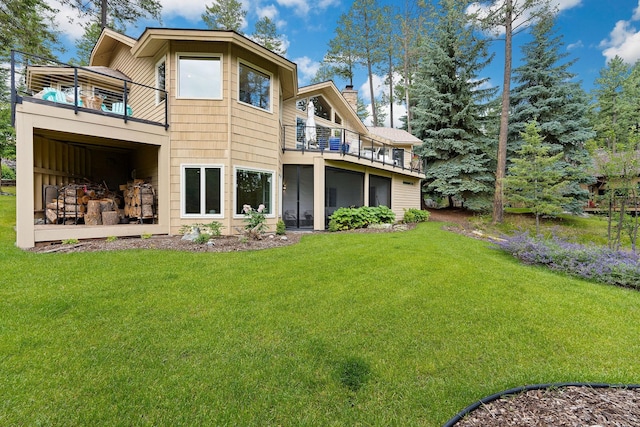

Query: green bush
[276,219,286,235]
[328,206,395,231]
[403,208,430,223]
[193,233,211,244]
[1,164,15,180]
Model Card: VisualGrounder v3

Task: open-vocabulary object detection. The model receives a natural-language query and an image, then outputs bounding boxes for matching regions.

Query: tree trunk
[367,57,377,126]
[492,0,513,225]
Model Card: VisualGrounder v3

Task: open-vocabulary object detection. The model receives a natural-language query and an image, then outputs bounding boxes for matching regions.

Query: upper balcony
[9,50,168,129]
[281,124,425,175]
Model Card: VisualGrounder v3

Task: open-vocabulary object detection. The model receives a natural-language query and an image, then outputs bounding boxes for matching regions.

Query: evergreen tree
[251,17,286,56]
[324,13,360,87]
[57,0,161,30]
[590,56,632,152]
[509,13,594,213]
[504,121,571,234]
[336,0,387,125]
[202,0,246,33]
[471,0,552,223]
[411,0,496,211]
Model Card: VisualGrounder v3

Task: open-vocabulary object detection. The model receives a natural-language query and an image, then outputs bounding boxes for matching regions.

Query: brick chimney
[341,85,358,114]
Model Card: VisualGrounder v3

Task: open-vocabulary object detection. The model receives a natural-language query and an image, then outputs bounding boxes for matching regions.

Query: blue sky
[50,0,640,126]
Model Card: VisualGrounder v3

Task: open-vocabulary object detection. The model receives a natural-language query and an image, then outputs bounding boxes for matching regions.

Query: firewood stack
[45,183,121,225]
[121,179,155,221]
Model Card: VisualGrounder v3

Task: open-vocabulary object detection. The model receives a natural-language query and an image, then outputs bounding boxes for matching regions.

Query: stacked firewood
[45,183,121,225]
[121,179,155,220]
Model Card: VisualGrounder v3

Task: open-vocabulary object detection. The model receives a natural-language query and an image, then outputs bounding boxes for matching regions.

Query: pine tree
[509,13,594,213]
[202,0,246,33]
[251,17,286,56]
[471,0,552,223]
[57,0,161,30]
[504,121,570,234]
[411,0,496,211]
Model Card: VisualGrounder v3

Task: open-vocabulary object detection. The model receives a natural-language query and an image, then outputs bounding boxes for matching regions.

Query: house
[11,28,424,249]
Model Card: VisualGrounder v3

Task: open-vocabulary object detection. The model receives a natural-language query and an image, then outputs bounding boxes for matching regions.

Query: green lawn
[1,191,639,426]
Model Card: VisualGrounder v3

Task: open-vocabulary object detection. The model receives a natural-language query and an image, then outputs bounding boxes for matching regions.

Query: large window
[177,54,222,99]
[238,62,271,111]
[182,165,223,217]
[156,58,166,103]
[236,168,274,215]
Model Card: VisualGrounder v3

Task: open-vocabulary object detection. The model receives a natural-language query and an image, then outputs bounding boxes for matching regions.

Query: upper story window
[238,62,271,111]
[156,58,166,104]
[310,95,331,121]
[177,54,222,99]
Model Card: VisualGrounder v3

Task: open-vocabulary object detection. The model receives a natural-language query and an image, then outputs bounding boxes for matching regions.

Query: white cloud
[567,40,583,51]
[293,56,320,83]
[599,1,640,65]
[257,4,279,20]
[600,20,640,63]
[467,0,583,36]
[633,0,640,20]
[275,0,310,16]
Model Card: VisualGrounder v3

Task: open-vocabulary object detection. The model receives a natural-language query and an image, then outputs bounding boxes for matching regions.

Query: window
[310,95,331,120]
[177,54,222,99]
[238,62,271,111]
[236,168,274,215]
[182,165,223,217]
[156,58,166,103]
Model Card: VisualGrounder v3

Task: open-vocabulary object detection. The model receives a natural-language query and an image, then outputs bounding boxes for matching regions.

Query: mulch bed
[454,386,640,427]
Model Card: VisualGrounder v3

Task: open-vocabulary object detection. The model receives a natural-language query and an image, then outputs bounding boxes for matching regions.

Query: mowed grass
[1,191,639,426]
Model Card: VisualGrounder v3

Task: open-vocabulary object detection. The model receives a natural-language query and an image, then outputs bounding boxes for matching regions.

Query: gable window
[235,168,274,215]
[238,62,271,111]
[156,58,166,103]
[177,54,222,99]
[182,165,223,217]
[310,95,331,121]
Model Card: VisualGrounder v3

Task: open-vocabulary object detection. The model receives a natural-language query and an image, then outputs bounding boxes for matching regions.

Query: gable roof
[298,81,368,134]
[90,28,137,66]
[90,27,298,100]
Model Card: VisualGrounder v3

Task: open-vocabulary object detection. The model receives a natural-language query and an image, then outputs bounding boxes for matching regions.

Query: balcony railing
[9,50,168,129]
[282,125,424,174]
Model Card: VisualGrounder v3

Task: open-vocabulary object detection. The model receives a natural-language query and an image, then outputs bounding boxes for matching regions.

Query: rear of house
[10,27,424,249]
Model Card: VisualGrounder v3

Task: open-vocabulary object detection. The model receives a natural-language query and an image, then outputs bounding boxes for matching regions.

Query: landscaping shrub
[276,219,286,235]
[497,232,640,289]
[1,164,15,180]
[328,206,395,231]
[403,208,430,223]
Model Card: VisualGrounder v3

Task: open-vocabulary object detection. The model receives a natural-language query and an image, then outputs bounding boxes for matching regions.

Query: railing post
[164,90,169,130]
[10,50,16,127]
[73,68,79,114]
[123,81,128,123]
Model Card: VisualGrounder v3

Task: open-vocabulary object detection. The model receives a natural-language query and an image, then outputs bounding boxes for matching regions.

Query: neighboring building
[11,28,424,249]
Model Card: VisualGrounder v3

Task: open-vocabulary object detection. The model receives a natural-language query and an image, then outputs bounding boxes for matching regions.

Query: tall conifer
[411,0,496,211]
[509,13,594,213]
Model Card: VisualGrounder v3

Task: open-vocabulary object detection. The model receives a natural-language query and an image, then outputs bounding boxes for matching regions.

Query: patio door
[283,165,314,229]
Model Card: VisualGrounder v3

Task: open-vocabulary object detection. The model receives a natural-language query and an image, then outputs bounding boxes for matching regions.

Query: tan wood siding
[392,177,422,219]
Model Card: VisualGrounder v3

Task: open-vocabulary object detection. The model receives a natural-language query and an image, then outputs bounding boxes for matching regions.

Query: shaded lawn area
[1,192,639,426]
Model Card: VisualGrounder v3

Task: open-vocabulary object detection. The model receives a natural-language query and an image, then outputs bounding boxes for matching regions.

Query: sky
[49,0,640,127]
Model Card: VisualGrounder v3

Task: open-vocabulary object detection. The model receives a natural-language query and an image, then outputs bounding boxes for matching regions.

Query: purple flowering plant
[496,232,640,289]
